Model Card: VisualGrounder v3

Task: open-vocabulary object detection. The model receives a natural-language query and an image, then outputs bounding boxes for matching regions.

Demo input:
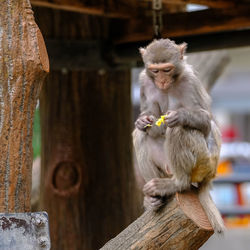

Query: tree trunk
[101,190,214,250]
[187,51,230,91]
[40,69,141,250]
[0,0,49,212]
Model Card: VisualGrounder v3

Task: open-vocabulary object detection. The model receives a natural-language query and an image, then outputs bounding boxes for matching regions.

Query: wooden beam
[162,0,236,8]
[169,29,250,51]
[31,0,238,17]
[43,29,250,69]
[31,1,103,15]
[113,29,250,64]
[114,7,250,44]
[31,0,133,18]
[101,191,214,249]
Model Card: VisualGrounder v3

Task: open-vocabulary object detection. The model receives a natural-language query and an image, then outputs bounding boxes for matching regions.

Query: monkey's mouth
[157,82,171,90]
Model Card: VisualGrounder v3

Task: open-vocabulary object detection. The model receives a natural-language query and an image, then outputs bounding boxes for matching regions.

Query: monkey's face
[148,63,175,90]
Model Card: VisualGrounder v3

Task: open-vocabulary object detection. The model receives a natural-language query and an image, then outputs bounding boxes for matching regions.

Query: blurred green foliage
[32,108,41,159]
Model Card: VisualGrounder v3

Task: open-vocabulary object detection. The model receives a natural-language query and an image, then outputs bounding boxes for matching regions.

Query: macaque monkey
[133,39,225,233]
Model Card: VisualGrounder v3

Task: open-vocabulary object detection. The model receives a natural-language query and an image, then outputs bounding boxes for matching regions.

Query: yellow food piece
[155,115,167,127]
[143,115,167,128]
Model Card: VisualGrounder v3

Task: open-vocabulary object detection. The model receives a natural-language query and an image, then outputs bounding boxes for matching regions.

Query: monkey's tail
[198,183,225,234]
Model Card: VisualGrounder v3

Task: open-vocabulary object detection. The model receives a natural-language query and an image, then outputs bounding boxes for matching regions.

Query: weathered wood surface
[40,69,141,250]
[101,191,214,250]
[0,0,49,212]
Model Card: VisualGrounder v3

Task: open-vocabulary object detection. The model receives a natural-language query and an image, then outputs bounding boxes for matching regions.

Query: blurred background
[202,47,250,250]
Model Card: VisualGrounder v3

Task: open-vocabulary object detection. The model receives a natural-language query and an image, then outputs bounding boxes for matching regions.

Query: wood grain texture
[0,0,48,212]
[40,69,141,250]
[101,192,213,250]
[33,6,110,40]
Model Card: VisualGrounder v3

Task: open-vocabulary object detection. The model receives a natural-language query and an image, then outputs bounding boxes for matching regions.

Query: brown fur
[133,39,225,233]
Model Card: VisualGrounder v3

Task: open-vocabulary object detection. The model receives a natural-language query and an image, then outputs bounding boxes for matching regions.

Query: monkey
[132,39,225,233]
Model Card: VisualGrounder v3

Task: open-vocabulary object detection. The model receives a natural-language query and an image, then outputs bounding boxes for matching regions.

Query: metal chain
[152,0,163,39]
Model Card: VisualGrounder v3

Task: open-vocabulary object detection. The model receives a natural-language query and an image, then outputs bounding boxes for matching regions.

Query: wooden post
[101,191,214,250]
[40,69,141,250]
[0,0,49,212]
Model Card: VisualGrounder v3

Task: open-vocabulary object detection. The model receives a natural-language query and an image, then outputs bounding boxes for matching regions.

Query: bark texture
[101,191,214,250]
[0,0,49,212]
[40,69,141,250]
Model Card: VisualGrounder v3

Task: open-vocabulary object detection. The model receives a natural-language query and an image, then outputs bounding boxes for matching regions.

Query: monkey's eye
[163,68,172,73]
[151,69,159,74]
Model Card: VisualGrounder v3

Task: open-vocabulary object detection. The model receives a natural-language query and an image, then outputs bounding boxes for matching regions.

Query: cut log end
[101,190,214,250]
[176,190,213,231]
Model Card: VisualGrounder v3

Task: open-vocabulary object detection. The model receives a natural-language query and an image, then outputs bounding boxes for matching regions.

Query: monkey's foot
[143,195,166,211]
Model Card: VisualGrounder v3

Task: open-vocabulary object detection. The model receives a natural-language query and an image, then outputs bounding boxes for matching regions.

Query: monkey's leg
[133,128,167,181]
[143,127,208,199]
[133,128,169,210]
[142,173,191,211]
[166,126,212,182]
[143,173,190,197]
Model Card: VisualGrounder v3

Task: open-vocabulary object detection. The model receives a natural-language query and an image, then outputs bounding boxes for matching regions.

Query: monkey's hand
[143,178,176,197]
[165,110,183,128]
[135,115,154,131]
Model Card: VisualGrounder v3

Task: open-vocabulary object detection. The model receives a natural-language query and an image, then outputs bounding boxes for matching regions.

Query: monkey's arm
[136,80,166,137]
[180,108,211,137]
[166,108,211,137]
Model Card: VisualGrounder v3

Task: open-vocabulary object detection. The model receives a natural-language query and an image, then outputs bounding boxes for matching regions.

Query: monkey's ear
[179,43,187,60]
[139,47,146,56]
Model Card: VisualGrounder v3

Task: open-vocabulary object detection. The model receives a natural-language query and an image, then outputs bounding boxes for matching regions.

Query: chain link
[152,0,163,39]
